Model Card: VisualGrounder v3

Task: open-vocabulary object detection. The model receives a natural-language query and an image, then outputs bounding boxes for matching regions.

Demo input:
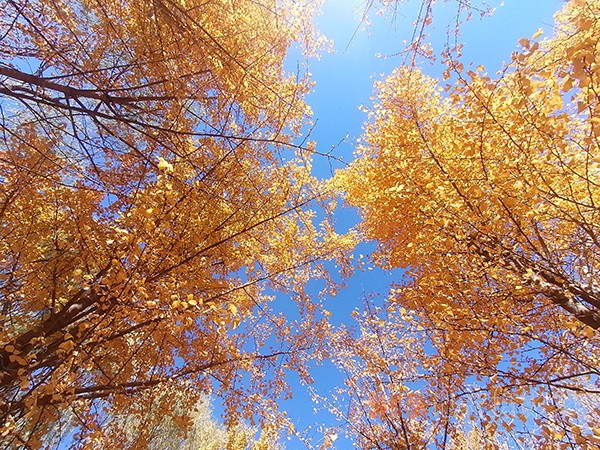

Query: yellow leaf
[157,157,174,172]
[551,430,565,440]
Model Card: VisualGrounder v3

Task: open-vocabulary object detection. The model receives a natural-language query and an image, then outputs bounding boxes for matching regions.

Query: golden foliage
[86,385,283,450]
[0,0,353,447]
[336,0,600,446]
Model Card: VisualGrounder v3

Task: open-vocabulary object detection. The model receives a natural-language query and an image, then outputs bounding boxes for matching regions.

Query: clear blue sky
[273,0,563,448]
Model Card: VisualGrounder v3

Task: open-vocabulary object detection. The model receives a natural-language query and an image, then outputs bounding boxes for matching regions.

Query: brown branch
[0,66,174,104]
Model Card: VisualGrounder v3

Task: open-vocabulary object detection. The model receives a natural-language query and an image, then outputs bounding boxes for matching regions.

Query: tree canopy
[335,0,600,446]
[0,0,353,446]
[1,0,599,448]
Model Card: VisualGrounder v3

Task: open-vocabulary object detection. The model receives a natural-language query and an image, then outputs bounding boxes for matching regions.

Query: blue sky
[306,0,561,181]
[274,0,564,448]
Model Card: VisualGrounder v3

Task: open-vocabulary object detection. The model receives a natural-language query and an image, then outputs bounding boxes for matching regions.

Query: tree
[327,297,599,448]
[0,0,351,447]
[46,384,283,450]
[335,0,600,446]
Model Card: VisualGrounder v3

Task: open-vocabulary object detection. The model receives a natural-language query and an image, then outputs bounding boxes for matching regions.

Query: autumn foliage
[0,0,353,446]
[335,0,600,447]
[2,0,600,448]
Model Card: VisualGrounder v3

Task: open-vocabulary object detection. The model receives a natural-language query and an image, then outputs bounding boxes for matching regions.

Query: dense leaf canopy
[0,0,352,446]
[1,0,599,448]
[335,0,600,447]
